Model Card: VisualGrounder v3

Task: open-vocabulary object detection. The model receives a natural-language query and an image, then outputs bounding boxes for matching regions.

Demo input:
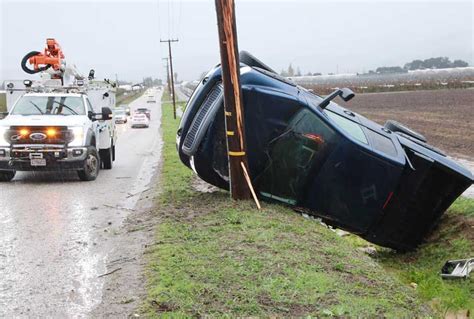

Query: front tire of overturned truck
[77,147,100,181]
[0,170,16,182]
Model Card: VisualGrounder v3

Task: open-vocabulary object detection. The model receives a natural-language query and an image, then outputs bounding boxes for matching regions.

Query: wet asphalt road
[0,89,163,318]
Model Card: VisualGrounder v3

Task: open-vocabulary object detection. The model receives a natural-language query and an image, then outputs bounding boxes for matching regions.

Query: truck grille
[182,84,223,156]
[5,126,73,145]
[11,145,67,160]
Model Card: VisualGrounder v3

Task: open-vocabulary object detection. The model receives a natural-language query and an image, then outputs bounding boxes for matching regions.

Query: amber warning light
[19,129,29,137]
[46,128,57,138]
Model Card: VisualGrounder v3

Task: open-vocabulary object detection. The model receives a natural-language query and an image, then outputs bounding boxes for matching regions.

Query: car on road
[135,108,151,120]
[176,52,473,251]
[114,109,128,124]
[147,95,156,103]
[0,92,117,182]
[131,113,150,128]
[118,104,131,116]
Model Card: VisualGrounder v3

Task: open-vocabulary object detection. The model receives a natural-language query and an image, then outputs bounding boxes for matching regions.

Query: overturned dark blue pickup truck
[176,52,473,251]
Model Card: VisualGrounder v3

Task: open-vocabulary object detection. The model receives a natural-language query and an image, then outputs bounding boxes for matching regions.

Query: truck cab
[0,87,117,181]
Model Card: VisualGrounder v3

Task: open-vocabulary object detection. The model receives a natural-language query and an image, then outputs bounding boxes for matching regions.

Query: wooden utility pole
[162,57,171,94]
[160,39,178,119]
[215,0,252,200]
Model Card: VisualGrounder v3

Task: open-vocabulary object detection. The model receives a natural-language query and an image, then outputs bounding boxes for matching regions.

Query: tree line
[277,57,470,77]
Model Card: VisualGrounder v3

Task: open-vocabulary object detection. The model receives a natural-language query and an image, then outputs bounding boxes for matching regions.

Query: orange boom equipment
[21,38,65,78]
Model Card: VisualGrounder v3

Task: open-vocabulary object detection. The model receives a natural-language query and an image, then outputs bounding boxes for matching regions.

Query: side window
[364,129,398,157]
[257,109,339,205]
[293,109,337,142]
[325,110,368,144]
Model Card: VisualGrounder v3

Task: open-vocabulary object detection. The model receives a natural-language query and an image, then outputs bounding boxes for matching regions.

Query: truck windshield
[11,96,86,116]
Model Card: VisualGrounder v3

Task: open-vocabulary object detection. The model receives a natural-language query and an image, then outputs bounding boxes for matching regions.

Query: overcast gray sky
[1,0,472,83]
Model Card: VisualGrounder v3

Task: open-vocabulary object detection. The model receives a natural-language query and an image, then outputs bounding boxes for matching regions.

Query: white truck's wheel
[0,170,16,182]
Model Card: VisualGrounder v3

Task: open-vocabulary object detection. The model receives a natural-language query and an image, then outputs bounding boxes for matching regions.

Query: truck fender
[85,129,96,147]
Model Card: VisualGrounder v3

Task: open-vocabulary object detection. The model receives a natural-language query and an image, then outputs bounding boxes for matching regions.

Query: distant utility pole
[162,57,171,94]
[215,0,254,202]
[160,39,178,119]
[115,74,119,87]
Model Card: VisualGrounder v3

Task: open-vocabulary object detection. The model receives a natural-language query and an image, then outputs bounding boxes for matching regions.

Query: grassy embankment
[116,88,145,106]
[347,197,473,315]
[0,93,6,112]
[144,92,473,317]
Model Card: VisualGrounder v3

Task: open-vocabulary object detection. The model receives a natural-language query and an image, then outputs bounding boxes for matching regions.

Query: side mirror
[88,110,98,121]
[317,87,355,109]
[340,88,355,102]
[101,107,113,120]
[0,112,8,120]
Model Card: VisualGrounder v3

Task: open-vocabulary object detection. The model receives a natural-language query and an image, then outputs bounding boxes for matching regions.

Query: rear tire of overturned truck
[77,148,100,181]
[0,170,16,182]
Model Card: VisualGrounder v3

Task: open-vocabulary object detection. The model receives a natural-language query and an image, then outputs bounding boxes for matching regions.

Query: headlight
[0,127,9,147]
[68,126,85,147]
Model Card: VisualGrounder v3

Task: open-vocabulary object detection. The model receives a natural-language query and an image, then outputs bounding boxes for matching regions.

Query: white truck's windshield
[11,96,86,116]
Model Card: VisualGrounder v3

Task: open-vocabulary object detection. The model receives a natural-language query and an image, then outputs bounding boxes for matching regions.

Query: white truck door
[85,98,100,147]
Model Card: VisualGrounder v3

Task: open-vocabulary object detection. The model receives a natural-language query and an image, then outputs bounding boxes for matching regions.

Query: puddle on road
[122,128,163,211]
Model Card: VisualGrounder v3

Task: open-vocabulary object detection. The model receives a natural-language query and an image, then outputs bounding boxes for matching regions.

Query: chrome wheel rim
[85,154,98,176]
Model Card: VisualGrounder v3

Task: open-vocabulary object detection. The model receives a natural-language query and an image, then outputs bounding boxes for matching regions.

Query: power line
[176,0,183,39]
[167,0,171,39]
[170,0,174,38]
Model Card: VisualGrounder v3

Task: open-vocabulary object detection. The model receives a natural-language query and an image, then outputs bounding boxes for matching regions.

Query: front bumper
[0,144,88,171]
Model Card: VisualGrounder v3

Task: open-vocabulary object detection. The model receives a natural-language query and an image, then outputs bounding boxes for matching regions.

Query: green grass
[345,197,474,315]
[0,93,6,112]
[376,198,474,314]
[144,92,432,317]
[449,197,474,218]
[158,94,192,205]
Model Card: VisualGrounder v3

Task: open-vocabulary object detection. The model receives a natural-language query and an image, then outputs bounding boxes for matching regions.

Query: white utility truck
[0,39,117,181]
